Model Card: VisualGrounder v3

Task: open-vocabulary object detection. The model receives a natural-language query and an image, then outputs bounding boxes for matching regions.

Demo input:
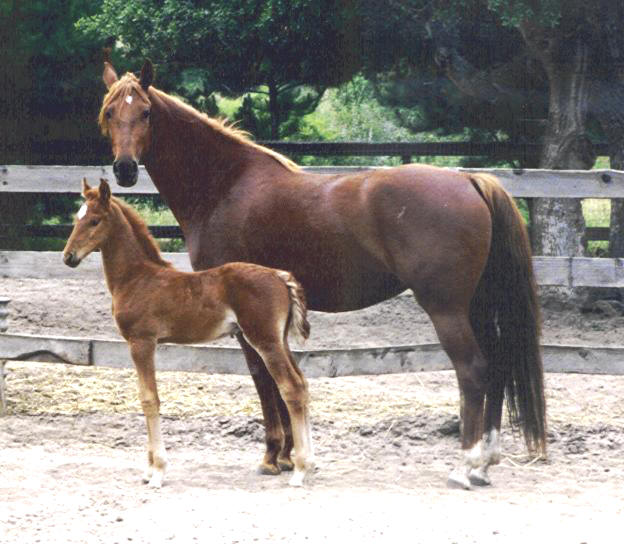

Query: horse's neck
[144,91,255,223]
[99,210,151,292]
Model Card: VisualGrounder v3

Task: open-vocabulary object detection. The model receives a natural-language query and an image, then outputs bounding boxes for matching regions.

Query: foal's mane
[99,73,300,173]
[111,196,172,268]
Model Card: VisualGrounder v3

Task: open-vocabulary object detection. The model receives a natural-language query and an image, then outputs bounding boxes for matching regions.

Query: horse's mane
[111,196,172,268]
[99,73,300,173]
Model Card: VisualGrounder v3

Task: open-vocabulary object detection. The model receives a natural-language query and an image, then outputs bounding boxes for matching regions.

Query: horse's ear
[99,178,111,206]
[102,48,118,89]
[139,59,154,91]
[81,177,91,197]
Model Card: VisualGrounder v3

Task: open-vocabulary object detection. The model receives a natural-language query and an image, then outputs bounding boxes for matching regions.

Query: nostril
[63,252,79,268]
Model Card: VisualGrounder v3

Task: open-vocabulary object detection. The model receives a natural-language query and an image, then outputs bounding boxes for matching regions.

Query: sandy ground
[1,278,624,543]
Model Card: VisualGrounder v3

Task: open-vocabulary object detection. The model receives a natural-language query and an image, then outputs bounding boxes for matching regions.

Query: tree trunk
[268,78,280,140]
[520,24,594,257]
[591,73,624,259]
[584,0,624,257]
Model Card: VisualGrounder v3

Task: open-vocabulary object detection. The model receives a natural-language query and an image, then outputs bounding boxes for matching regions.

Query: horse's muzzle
[63,252,81,268]
[113,158,139,187]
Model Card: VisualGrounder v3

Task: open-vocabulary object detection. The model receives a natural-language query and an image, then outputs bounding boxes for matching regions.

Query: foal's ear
[81,177,91,197]
[139,59,154,91]
[102,48,118,89]
[98,178,111,206]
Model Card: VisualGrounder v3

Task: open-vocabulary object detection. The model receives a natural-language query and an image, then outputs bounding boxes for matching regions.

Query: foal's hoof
[469,467,492,487]
[147,472,164,489]
[288,470,306,487]
[277,457,295,472]
[447,469,472,490]
[257,462,281,476]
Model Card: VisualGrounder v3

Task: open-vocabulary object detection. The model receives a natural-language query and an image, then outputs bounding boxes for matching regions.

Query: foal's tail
[469,173,546,455]
[276,271,311,343]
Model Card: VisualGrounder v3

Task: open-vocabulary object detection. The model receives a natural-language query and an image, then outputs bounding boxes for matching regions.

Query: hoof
[447,469,472,490]
[288,470,306,487]
[277,457,295,472]
[142,465,153,484]
[469,468,492,487]
[257,462,281,476]
[147,472,163,489]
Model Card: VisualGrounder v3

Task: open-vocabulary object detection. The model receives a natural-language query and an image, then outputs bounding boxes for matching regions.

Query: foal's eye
[90,218,100,227]
[142,109,151,119]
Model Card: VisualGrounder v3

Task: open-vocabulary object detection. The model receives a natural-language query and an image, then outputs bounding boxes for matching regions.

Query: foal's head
[63,178,114,267]
[100,58,154,187]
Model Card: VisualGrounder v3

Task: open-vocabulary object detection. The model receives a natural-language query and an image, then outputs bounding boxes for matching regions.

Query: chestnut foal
[63,178,313,488]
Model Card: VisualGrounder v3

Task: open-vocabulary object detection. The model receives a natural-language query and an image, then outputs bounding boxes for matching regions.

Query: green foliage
[76,0,357,137]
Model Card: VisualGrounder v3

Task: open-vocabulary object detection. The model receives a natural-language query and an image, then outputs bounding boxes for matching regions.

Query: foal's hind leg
[244,336,313,487]
[426,308,488,490]
[128,338,167,488]
[237,333,292,475]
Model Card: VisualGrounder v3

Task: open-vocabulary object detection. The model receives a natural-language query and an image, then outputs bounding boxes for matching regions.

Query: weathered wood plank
[2,333,624,376]
[0,251,192,279]
[2,165,624,198]
[91,339,249,374]
[570,257,624,287]
[0,165,155,194]
[458,168,624,198]
[532,256,571,286]
[3,251,622,287]
[0,333,90,365]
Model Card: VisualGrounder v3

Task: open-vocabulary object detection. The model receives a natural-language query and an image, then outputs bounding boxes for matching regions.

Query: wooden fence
[1,164,624,412]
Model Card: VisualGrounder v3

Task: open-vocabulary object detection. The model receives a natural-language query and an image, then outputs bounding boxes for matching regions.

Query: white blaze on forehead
[125,95,133,105]
[77,204,88,220]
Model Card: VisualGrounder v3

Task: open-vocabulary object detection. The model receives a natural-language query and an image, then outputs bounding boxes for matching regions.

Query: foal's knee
[278,378,308,406]
[141,398,160,417]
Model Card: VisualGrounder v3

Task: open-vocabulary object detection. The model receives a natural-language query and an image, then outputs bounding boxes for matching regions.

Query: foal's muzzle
[113,158,139,187]
[63,252,81,268]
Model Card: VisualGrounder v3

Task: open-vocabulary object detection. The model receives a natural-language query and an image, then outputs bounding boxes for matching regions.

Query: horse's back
[320,165,493,287]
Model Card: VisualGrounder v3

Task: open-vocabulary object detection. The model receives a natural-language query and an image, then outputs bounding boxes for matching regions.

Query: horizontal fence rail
[2,165,624,198]
[14,139,611,163]
[0,224,183,239]
[1,251,623,288]
[2,333,624,378]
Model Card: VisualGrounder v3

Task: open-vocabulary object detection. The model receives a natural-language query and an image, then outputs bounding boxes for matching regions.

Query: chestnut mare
[99,59,546,489]
[63,178,313,488]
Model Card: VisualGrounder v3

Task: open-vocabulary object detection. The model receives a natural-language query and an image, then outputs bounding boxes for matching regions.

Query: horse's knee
[141,398,160,417]
[278,379,308,405]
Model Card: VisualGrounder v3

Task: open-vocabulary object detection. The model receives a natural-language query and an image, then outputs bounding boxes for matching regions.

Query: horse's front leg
[128,337,167,488]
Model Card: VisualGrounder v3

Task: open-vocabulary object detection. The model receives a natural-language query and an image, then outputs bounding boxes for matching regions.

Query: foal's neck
[99,206,156,292]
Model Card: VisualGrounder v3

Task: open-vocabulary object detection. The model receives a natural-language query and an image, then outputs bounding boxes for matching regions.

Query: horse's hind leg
[469,374,504,486]
[237,333,291,475]
[128,337,167,488]
[426,308,488,490]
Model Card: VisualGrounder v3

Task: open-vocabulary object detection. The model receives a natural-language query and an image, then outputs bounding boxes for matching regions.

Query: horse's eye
[90,218,100,227]
[142,109,151,119]
[105,110,113,120]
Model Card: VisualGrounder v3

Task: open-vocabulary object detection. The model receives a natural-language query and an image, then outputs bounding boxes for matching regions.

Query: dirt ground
[1,278,624,543]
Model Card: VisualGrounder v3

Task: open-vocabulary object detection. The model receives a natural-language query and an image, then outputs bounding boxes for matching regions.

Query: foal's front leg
[129,337,167,488]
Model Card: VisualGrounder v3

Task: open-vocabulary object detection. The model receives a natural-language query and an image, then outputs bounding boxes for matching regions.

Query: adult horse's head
[100,58,154,187]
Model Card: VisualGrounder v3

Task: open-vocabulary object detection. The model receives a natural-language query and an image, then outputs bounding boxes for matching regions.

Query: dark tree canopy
[77,0,360,137]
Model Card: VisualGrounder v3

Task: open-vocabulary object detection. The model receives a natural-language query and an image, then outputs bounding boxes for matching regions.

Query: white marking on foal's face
[77,203,88,220]
[125,95,133,105]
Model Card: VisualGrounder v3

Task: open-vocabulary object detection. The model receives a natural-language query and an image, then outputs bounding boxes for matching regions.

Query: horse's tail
[469,173,546,455]
[276,270,310,343]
